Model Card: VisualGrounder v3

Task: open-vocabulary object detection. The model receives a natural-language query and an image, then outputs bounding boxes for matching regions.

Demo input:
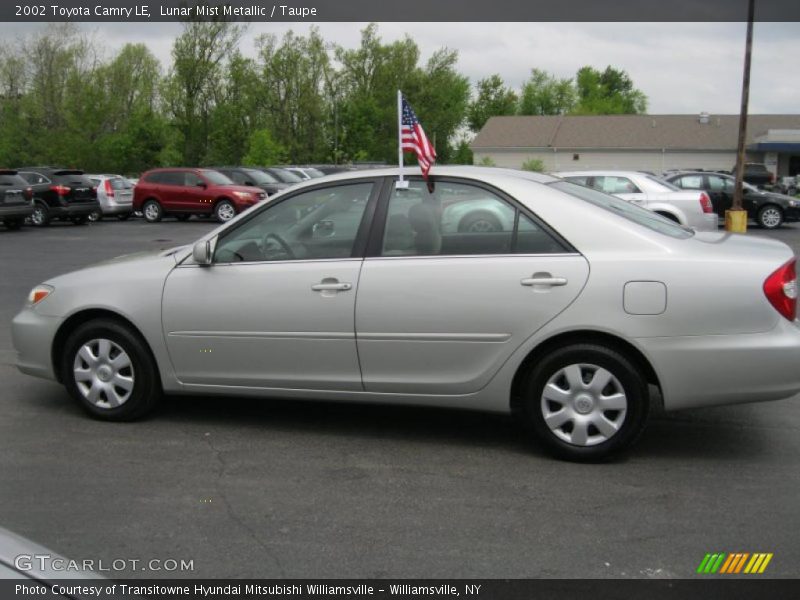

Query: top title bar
[4,0,800,22]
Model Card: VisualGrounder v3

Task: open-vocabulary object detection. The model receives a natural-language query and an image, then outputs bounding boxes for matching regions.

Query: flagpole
[397,89,407,189]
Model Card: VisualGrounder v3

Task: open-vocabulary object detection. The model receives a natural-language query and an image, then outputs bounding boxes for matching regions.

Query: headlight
[232,191,255,200]
[788,200,798,208]
[27,284,54,306]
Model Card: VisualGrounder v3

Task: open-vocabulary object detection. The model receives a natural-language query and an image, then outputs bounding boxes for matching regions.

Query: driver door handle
[311,282,352,292]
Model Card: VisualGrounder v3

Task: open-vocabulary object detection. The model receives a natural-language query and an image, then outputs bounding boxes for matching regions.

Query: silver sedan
[12,167,800,460]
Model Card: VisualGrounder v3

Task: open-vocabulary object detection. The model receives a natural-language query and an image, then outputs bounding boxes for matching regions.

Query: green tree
[242,129,287,166]
[162,20,245,165]
[573,66,647,114]
[518,68,576,116]
[467,74,517,132]
[521,158,545,172]
[451,139,474,165]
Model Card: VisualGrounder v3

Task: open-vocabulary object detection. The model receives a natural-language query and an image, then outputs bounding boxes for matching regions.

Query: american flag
[401,95,437,179]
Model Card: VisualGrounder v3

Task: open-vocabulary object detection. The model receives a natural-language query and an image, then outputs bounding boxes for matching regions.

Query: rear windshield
[110,177,132,190]
[52,173,96,187]
[200,170,234,185]
[0,174,27,186]
[549,181,694,239]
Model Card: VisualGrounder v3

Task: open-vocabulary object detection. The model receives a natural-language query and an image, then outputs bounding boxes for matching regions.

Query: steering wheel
[263,232,295,259]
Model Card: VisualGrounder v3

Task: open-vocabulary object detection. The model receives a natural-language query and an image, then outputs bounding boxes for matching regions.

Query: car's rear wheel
[757,205,783,229]
[214,199,236,223]
[63,319,161,421]
[521,343,649,461]
[142,199,163,223]
[30,203,50,227]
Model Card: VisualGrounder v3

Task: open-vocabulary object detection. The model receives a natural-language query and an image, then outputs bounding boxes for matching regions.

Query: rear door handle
[521,277,568,287]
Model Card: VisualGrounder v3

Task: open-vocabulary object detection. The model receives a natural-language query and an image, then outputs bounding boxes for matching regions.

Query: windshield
[201,170,234,185]
[241,169,278,184]
[270,168,303,183]
[549,181,694,239]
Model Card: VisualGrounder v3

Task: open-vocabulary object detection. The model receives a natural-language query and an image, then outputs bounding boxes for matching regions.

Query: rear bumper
[50,202,100,218]
[99,200,133,215]
[0,204,33,219]
[638,318,800,410]
[691,213,719,232]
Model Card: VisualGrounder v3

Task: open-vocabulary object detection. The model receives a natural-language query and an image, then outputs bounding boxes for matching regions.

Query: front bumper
[783,206,800,222]
[638,317,800,411]
[11,306,63,381]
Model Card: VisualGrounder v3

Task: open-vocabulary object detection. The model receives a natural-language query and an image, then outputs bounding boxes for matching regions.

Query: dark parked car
[736,162,775,188]
[211,167,290,196]
[0,169,34,230]
[665,171,800,229]
[259,166,305,185]
[133,168,267,223]
[16,167,99,227]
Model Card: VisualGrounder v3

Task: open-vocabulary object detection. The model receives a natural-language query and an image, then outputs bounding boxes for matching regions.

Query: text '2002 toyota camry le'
[11,167,800,461]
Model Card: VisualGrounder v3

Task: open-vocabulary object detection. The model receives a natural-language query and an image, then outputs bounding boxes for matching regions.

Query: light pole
[726,0,755,233]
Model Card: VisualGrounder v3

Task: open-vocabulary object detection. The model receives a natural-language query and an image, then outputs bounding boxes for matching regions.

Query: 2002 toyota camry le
[12,167,800,460]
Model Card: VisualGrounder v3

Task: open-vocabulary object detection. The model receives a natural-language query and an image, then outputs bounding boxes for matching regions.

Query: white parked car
[553,170,718,231]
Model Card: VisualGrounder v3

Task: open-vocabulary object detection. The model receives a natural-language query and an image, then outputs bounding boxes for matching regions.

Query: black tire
[520,343,650,462]
[116,213,132,221]
[30,202,50,227]
[175,214,191,222]
[62,319,161,421]
[214,199,236,223]
[757,204,783,229]
[457,211,502,233]
[71,215,89,225]
[4,218,23,230]
[142,199,163,223]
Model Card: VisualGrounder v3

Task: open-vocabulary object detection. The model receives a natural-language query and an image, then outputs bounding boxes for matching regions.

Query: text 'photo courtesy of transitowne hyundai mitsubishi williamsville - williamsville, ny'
[11,167,800,461]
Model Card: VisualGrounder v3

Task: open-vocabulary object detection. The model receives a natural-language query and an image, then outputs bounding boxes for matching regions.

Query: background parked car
[283,166,326,180]
[258,166,305,186]
[16,167,99,227]
[0,169,34,230]
[736,162,775,188]
[133,168,267,223]
[86,174,134,221]
[212,166,291,196]
[664,171,800,229]
[553,170,717,231]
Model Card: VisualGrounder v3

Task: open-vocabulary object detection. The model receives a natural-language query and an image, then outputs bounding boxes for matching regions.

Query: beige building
[471,114,800,177]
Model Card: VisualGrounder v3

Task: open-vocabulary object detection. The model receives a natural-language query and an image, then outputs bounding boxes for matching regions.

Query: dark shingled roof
[471,114,800,151]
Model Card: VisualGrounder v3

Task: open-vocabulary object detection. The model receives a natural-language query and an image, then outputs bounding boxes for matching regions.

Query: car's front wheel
[30,203,50,227]
[757,205,783,229]
[63,319,161,421]
[521,343,650,461]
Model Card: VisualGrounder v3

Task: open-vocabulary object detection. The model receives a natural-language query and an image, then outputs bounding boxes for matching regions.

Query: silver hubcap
[31,207,45,225]
[144,203,159,220]
[73,339,134,409]
[761,208,781,228]
[217,203,235,221]
[540,363,627,447]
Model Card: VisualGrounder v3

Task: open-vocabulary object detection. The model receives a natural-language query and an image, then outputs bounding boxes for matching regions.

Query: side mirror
[192,239,213,265]
[196,181,207,188]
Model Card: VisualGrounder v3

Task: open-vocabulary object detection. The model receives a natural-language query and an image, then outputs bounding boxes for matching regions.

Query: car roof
[290,165,560,185]
[552,170,648,177]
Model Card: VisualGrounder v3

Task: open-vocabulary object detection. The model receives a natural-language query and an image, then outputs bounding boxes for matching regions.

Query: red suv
[133,168,267,223]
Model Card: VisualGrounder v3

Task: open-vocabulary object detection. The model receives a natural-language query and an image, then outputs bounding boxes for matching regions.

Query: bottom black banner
[4,579,800,600]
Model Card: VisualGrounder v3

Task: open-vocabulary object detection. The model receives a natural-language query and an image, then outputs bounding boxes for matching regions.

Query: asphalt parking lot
[1,218,799,579]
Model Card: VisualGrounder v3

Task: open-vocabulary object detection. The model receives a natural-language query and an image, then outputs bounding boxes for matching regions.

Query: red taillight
[104,179,114,198]
[763,258,797,321]
[24,187,33,199]
[699,192,713,214]
[49,184,70,196]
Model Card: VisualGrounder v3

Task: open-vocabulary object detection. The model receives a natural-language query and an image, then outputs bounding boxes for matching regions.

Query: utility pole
[726,0,755,233]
